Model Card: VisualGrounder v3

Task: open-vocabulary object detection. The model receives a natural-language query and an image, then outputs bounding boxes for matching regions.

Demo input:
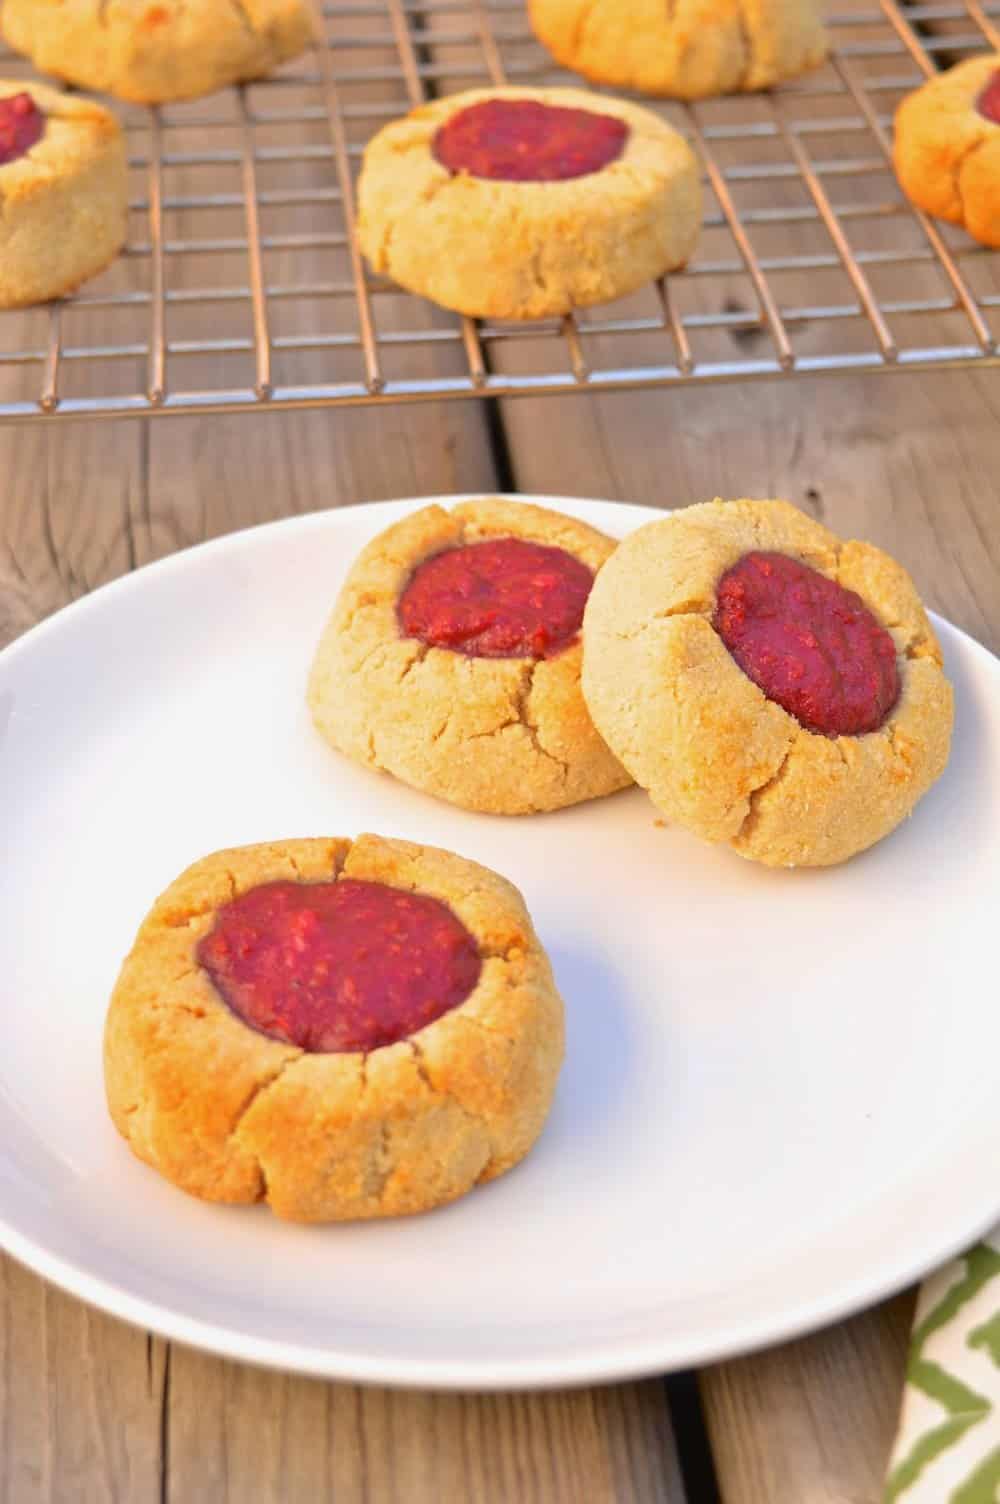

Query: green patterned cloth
[885,1239,1000,1502]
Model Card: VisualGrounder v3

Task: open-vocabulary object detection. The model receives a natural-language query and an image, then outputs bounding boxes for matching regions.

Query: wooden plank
[163,1356,685,1503]
[138,17,685,1499]
[486,351,1000,1503]
[0,21,685,1504]
[482,350,1000,1504]
[413,16,1000,1498]
[0,1255,166,1504]
[701,1293,915,1504]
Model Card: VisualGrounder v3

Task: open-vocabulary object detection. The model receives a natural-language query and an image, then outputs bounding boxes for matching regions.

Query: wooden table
[2,350,998,1500]
[3,12,1000,1488]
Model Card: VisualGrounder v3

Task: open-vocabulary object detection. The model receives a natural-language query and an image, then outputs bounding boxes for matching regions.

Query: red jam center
[0,93,44,167]
[197,878,481,1053]
[713,551,900,736]
[432,98,628,182]
[398,537,594,658]
[978,69,1000,123]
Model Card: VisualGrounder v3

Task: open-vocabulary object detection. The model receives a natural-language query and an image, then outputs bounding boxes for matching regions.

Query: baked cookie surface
[307,499,632,815]
[104,835,565,1222]
[582,499,954,867]
[2,0,311,104]
[357,86,701,319]
[893,56,1000,247]
[0,80,127,308]
[528,0,827,100]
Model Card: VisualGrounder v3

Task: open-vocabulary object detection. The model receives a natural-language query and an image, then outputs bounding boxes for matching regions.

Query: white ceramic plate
[1,495,999,1391]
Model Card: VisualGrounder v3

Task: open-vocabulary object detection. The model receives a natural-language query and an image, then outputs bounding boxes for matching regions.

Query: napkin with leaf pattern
[885,1237,1000,1502]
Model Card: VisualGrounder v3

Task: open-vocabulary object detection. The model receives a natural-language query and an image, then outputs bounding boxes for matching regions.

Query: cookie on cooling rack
[0,80,127,309]
[528,0,827,100]
[356,86,701,320]
[307,498,632,815]
[105,835,565,1222]
[582,499,954,868]
[2,0,312,104]
[894,55,1000,247]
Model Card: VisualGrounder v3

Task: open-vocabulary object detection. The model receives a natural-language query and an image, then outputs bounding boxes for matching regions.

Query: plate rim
[1,492,998,1390]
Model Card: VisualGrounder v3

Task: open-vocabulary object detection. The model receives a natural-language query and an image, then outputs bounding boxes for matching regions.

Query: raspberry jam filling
[197,878,481,1053]
[432,98,628,182]
[978,70,1000,123]
[0,93,44,167]
[398,537,594,659]
[713,551,900,736]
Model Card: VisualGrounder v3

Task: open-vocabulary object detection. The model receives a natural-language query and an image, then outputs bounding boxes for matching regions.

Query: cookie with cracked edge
[104,835,565,1222]
[893,56,1000,248]
[527,0,826,101]
[307,498,633,815]
[581,499,954,868]
[356,85,700,320]
[2,0,311,105]
[0,80,127,309]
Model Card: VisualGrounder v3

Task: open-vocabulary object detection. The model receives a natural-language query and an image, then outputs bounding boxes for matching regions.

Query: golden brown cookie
[528,0,827,100]
[104,835,565,1222]
[357,86,701,320]
[893,56,1000,248]
[582,499,954,867]
[308,499,632,815]
[0,80,127,309]
[2,0,311,104]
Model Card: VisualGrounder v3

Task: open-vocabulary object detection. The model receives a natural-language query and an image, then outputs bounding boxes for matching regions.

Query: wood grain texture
[3,5,1000,1499]
[0,36,686,1504]
[162,1353,684,1503]
[701,1292,916,1504]
[488,358,1000,1504]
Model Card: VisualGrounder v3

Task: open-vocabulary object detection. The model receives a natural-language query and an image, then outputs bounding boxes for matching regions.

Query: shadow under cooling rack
[1,0,1000,422]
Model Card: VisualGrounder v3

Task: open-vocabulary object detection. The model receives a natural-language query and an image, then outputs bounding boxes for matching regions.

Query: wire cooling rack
[1,0,999,422]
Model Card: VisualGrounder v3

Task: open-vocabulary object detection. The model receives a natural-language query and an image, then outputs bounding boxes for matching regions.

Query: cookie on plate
[582,499,953,867]
[894,56,1000,247]
[528,0,827,100]
[308,499,632,815]
[105,835,565,1222]
[0,81,127,309]
[357,86,701,320]
[2,0,312,104]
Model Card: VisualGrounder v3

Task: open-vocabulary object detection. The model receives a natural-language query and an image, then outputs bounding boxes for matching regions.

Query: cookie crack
[571,0,603,56]
[733,733,797,842]
[512,662,570,777]
[614,600,713,640]
[226,1053,301,1200]
[735,0,755,90]
[950,133,991,224]
[378,211,399,275]
[377,176,449,276]
[397,642,429,683]
[408,1040,494,1148]
[224,0,257,40]
[454,1011,517,1049]
[162,870,237,929]
[408,1038,434,1091]
[362,1121,393,1203]
[228,1056,298,1150]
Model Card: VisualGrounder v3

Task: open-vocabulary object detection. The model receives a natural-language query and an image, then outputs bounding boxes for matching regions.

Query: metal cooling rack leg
[237,88,274,400]
[834,54,994,352]
[686,108,795,371]
[387,0,488,388]
[771,102,897,361]
[147,107,168,406]
[471,0,590,384]
[308,0,384,394]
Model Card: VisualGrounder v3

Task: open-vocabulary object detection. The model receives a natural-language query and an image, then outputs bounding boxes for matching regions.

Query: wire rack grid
[2,0,1000,423]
